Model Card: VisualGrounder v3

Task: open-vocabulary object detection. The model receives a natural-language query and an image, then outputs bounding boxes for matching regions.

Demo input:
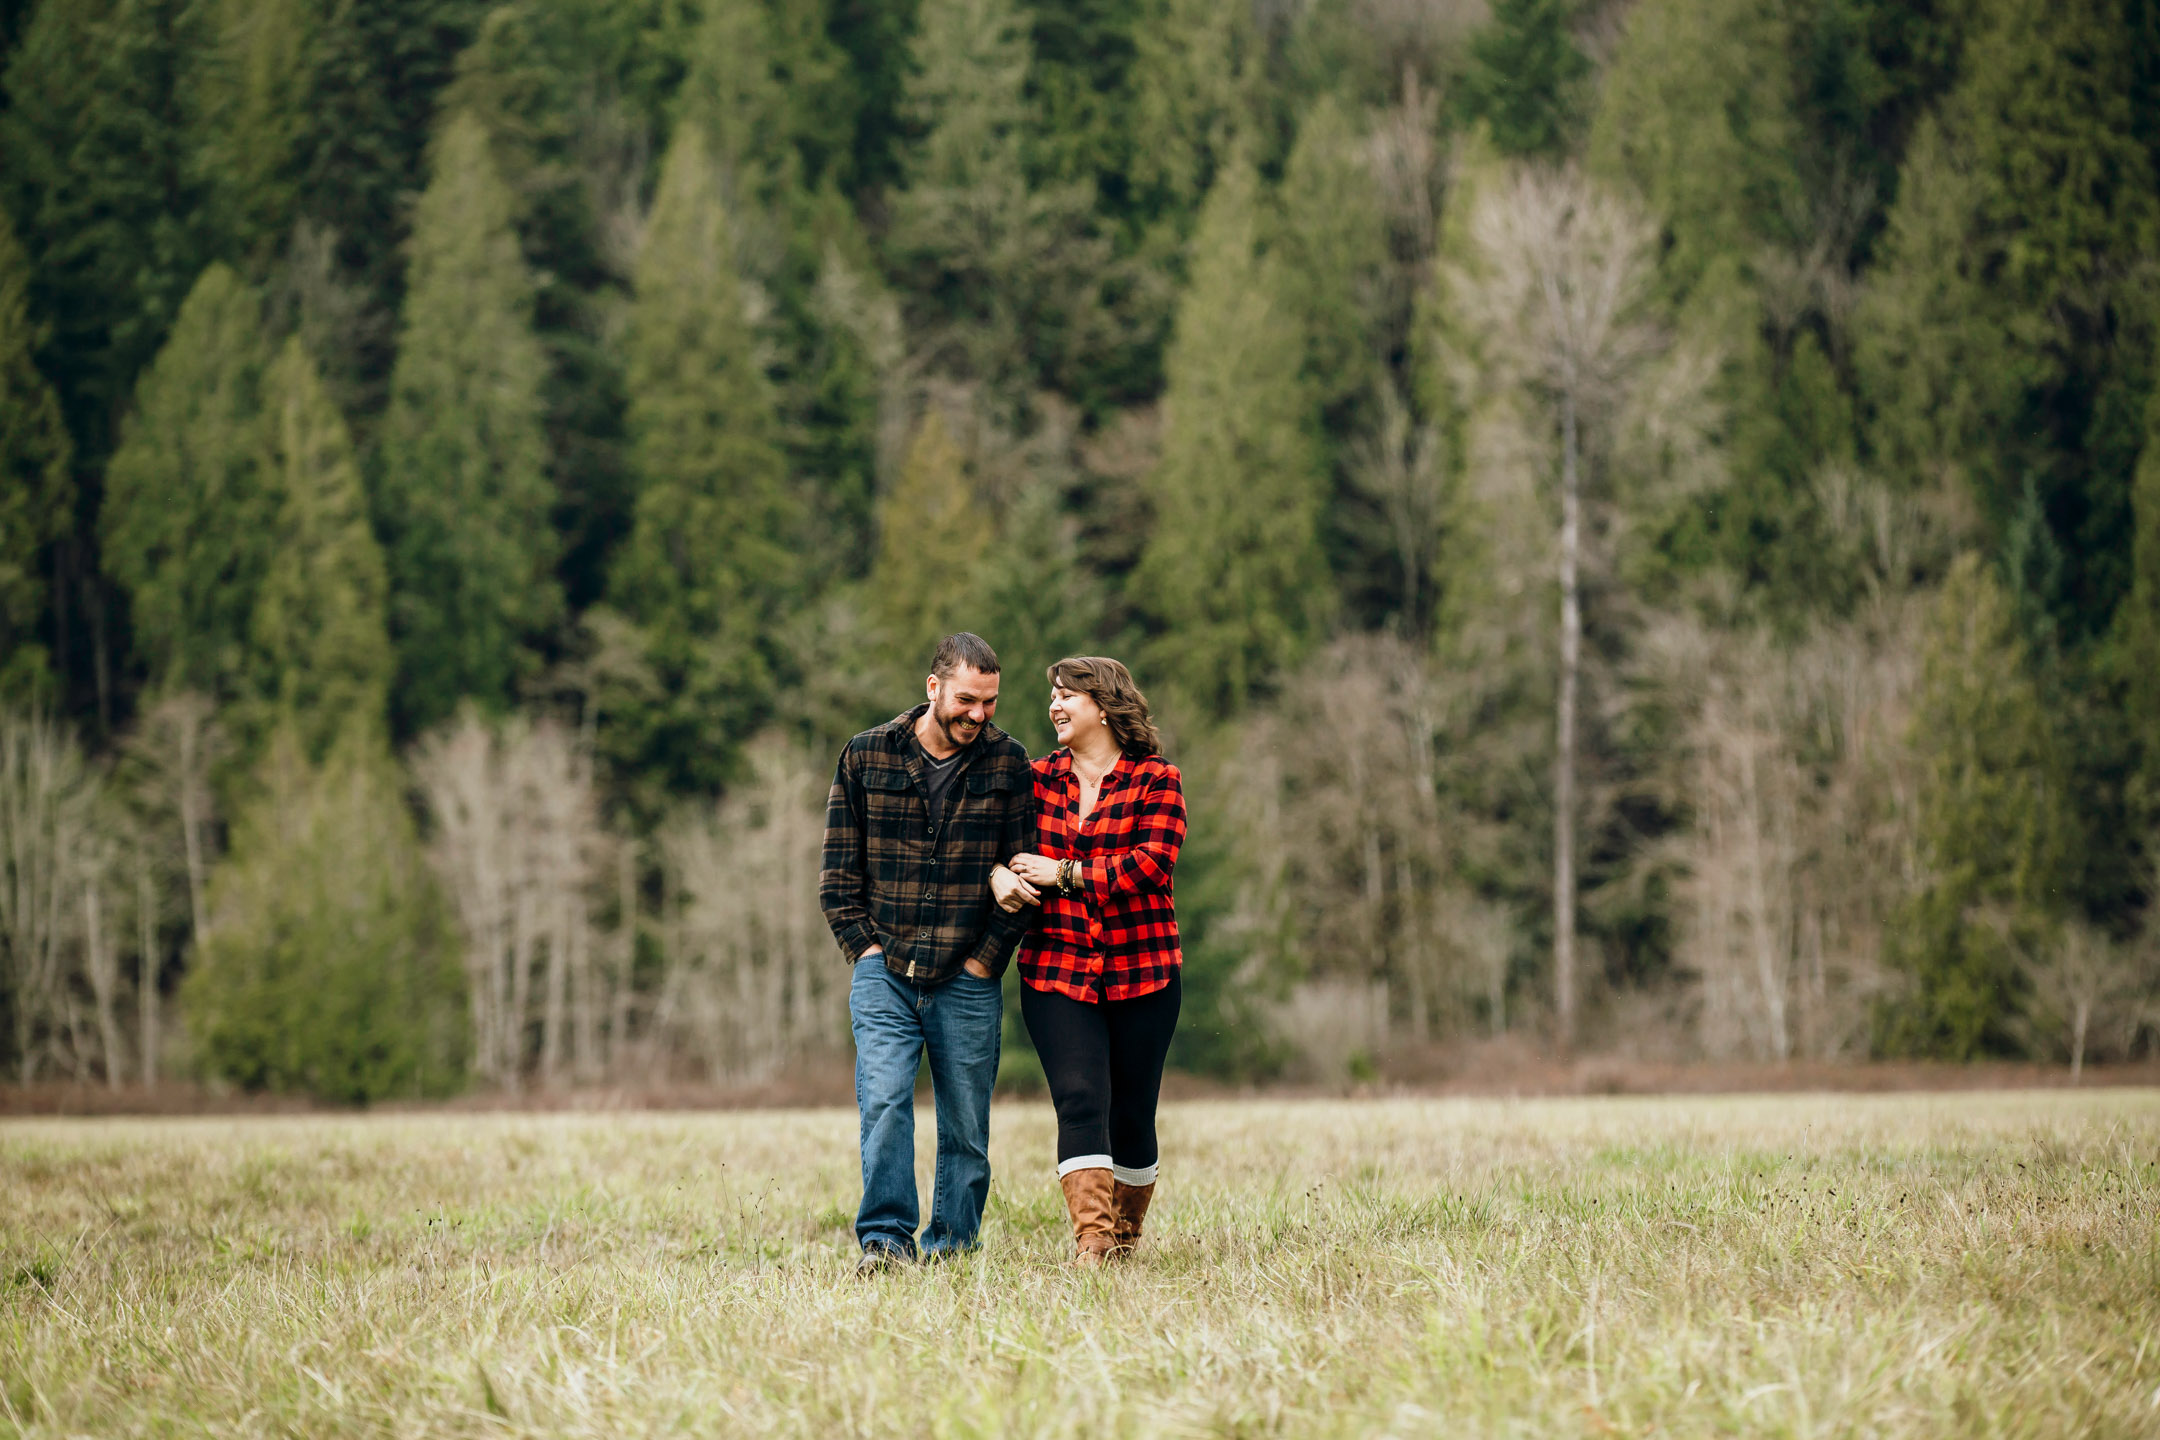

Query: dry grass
[3,1091,2156,1437]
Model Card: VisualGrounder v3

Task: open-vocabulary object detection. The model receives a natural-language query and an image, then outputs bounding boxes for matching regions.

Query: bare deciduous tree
[79,835,125,1089]
[1650,476,1942,1061]
[2008,921,2151,1082]
[129,692,222,948]
[1239,634,1525,1058]
[657,740,843,1083]
[135,840,160,1084]
[1444,164,1664,1048]
[414,711,609,1092]
[0,712,99,1082]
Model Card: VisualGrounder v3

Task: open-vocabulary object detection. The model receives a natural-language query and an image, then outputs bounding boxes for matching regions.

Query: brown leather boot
[1059,1168,1118,1267]
[1110,1179,1155,1258]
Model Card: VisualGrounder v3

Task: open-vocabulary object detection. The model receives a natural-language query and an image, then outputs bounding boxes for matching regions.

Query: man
[820,632,1034,1271]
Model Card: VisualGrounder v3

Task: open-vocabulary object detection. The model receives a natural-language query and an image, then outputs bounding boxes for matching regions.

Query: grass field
[3,1092,2157,1437]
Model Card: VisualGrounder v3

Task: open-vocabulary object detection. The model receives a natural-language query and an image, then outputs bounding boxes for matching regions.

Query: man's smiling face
[927,664,999,748]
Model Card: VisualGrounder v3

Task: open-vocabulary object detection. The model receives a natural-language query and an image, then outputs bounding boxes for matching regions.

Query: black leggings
[1021,975,1181,1176]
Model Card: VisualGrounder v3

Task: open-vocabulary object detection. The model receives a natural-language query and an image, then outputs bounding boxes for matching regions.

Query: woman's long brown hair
[1047,656,1161,759]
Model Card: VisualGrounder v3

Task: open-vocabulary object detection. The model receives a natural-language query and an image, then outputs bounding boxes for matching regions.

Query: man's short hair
[930,632,1000,680]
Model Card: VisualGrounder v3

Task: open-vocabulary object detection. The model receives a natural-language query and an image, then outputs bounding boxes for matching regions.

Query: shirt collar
[1047,747,1128,784]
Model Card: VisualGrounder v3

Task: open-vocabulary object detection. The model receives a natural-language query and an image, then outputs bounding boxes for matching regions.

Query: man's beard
[933,701,982,748]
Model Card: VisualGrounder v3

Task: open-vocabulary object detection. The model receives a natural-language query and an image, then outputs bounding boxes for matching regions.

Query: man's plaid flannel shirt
[820,705,1036,985]
[1016,749,1186,1004]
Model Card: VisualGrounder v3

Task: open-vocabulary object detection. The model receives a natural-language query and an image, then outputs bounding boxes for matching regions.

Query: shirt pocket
[861,766,915,826]
[961,767,1015,819]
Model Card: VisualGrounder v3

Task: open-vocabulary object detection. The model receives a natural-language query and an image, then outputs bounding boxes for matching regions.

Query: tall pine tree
[0,0,202,465]
[1456,0,1588,158]
[0,210,73,698]
[1274,94,1390,426]
[2127,363,2160,810]
[184,0,312,267]
[380,109,559,736]
[186,725,463,1102]
[247,338,394,757]
[889,0,1111,401]
[606,122,799,794]
[1133,160,1328,718]
[677,0,883,572]
[868,407,989,663]
[102,265,275,704]
[1858,0,2156,638]
[1886,553,2079,1058]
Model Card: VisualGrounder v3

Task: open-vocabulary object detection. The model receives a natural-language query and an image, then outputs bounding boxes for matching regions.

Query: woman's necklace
[1073,749,1114,825]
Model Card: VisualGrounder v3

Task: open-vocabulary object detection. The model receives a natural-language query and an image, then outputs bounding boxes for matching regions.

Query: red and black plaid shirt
[1016,750,1186,1003]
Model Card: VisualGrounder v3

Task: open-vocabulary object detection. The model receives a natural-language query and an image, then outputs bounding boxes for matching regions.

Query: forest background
[3,0,2160,1102]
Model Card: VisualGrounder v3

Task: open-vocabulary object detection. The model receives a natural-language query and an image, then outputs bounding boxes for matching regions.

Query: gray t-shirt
[916,738,963,826]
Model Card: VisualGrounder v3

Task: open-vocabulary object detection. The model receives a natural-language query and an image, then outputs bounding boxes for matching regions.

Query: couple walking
[819,632,1186,1271]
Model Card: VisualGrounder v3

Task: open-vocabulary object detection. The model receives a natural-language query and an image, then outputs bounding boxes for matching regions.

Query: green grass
[3,1092,2157,1436]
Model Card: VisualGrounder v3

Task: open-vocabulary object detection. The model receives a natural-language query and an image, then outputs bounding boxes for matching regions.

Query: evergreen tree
[0,0,202,465]
[825,0,923,194]
[606,122,799,794]
[1021,0,1143,196]
[379,109,559,736]
[102,264,275,702]
[679,0,853,210]
[185,725,465,1102]
[1124,0,1249,230]
[2127,365,2160,806]
[1274,94,1390,425]
[184,0,312,267]
[247,338,394,758]
[1886,553,2078,1058]
[1456,0,1588,158]
[284,0,485,316]
[1588,0,1806,323]
[0,211,73,698]
[1858,0,2156,639]
[1133,161,1328,718]
[869,407,990,661]
[971,471,1108,754]
[181,0,486,412]
[677,0,884,569]
[889,0,1111,400]
[435,0,698,620]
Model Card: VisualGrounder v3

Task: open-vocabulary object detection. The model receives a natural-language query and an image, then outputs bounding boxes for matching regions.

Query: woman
[992,656,1186,1266]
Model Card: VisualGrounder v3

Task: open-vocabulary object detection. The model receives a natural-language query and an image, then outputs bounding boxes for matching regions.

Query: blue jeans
[850,956,1003,1257]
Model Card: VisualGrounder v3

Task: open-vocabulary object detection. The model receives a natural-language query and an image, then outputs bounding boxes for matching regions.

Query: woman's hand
[1008,853,1063,889]
[991,863,1041,913]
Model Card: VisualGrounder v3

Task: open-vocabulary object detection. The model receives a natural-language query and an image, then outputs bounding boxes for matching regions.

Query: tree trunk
[571,892,597,1084]
[2071,997,2090,1083]
[137,852,159,1086]
[506,885,535,1095]
[611,842,637,1078]
[84,878,124,1089]
[177,728,211,946]
[541,890,568,1089]
[1554,386,1581,1050]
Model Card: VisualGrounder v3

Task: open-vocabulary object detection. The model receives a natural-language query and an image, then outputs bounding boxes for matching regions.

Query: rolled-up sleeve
[1082,769,1184,900]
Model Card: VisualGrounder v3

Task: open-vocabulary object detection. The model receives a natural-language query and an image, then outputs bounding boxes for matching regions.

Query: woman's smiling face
[1047,682,1104,748]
